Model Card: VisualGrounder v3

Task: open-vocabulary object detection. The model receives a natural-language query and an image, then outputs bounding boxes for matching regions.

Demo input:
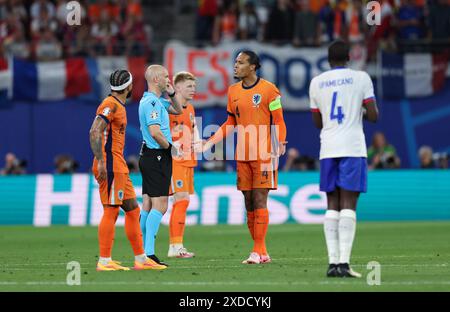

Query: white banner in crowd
[164,40,366,110]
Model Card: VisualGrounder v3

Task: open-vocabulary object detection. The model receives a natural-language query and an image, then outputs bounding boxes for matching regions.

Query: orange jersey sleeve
[207,114,237,145]
[271,107,287,143]
[93,96,129,173]
[96,97,118,124]
[208,90,237,145]
[170,103,197,167]
[266,83,286,143]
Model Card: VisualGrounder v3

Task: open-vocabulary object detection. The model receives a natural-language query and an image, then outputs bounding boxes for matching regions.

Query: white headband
[110,73,133,91]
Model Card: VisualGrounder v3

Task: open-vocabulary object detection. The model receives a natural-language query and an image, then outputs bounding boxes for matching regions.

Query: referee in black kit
[138,65,182,266]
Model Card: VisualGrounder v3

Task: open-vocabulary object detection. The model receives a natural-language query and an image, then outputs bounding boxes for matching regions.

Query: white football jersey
[309,68,375,159]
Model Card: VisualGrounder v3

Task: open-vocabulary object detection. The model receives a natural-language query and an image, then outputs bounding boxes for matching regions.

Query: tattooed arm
[89,116,108,182]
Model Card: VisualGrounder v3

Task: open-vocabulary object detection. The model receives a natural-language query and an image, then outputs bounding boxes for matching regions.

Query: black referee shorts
[139,144,172,197]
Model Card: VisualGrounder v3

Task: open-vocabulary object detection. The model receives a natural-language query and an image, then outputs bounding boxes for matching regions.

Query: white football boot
[242,252,261,264]
[168,245,195,258]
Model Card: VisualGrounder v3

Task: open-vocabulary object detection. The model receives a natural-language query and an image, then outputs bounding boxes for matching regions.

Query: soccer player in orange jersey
[167,71,200,258]
[203,51,287,264]
[89,69,166,271]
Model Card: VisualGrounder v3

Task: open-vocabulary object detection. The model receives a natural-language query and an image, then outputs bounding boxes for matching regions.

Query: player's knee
[242,191,253,211]
[125,205,140,213]
[339,193,359,210]
[340,200,357,210]
[121,199,138,212]
[142,196,151,212]
[152,197,168,215]
[327,199,340,211]
[244,197,253,210]
[252,191,268,208]
[326,191,340,210]
[174,192,190,203]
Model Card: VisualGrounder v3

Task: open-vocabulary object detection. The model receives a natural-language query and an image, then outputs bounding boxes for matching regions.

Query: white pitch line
[1,263,449,271]
[206,255,450,262]
[1,281,450,287]
[1,262,448,271]
[0,282,18,285]
[1,254,448,267]
[0,263,93,267]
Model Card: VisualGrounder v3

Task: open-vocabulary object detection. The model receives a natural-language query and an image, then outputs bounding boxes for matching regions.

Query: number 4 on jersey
[330,91,344,124]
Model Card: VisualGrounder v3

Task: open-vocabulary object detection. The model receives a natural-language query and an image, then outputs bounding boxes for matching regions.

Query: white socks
[170,243,183,250]
[324,209,357,265]
[98,257,112,265]
[135,254,147,263]
[338,209,357,264]
[324,210,340,264]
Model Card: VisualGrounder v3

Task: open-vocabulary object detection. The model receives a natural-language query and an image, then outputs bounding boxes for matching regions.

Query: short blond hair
[173,71,196,85]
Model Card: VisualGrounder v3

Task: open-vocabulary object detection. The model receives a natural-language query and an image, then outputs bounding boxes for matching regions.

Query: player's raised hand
[272,142,287,158]
[97,159,107,182]
[278,143,287,157]
[201,140,212,153]
[171,141,184,158]
[166,82,175,95]
[192,140,204,153]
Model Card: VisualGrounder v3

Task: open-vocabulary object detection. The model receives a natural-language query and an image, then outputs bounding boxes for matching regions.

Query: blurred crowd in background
[197,0,450,58]
[1,0,450,61]
[0,0,150,61]
[1,0,449,174]
[282,131,448,172]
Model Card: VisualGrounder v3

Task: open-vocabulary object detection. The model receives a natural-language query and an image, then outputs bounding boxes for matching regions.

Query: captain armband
[269,97,282,111]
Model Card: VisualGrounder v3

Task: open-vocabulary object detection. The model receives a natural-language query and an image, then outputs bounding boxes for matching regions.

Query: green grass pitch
[0,222,449,291]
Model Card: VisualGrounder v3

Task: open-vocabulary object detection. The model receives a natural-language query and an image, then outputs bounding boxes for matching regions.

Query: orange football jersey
[169,103,197,167]
[92,96,129,173]
[227,78,281,162]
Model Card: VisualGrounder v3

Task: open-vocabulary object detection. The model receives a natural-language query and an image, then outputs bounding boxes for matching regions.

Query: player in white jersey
[309,40,379,278]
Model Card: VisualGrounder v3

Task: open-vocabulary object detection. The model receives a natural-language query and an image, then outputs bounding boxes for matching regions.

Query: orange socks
[169,200,189,244]
[125,207,145,256]
[98,206,119,258]
[246,211,255,241]
[253,208,269,256]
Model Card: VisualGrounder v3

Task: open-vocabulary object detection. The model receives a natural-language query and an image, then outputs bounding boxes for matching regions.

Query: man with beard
[90,69,164,271]
[202,51,287,264]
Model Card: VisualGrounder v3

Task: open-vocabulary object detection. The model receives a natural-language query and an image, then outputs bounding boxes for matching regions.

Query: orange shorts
[95,172,136,206]
[236,161,278,191]
[170,163,195,194]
